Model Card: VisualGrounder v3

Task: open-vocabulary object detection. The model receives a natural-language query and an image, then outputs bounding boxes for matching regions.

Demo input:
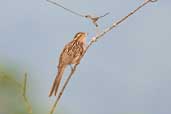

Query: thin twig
[46,0,109,27]
[23,73,33,114]
[0,72,33,114]
[23,73,27,96]
[85,0,157,50]
[0,72,22,87]
[49,65,78,114]
[46,0,84,17]
[49,0,157,113]
[85,12,110,27]
[99,12,110,18]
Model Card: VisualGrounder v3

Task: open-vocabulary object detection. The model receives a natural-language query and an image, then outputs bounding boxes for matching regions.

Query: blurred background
[0,0,171,114]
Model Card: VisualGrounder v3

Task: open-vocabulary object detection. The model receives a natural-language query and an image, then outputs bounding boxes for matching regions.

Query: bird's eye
[74,33,82,40]
[76,34,82,38]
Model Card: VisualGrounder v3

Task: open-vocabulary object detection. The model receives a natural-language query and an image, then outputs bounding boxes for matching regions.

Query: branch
[23,73,33,114]
[0,72,22,87]
[49,64,78,114]
[46,0,84,17]
[86,0,158,50]
[46,0,109,27]
[85,12,110,27]
[49,0,157,113]
[0,72,33,114]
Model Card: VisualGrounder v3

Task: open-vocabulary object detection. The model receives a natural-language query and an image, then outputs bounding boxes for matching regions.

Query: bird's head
[73,32,87,43]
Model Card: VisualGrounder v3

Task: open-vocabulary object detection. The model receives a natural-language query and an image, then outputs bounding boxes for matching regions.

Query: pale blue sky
[0,0,171,114]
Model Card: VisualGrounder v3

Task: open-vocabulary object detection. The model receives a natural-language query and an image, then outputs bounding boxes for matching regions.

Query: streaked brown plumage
[49,32,87,97]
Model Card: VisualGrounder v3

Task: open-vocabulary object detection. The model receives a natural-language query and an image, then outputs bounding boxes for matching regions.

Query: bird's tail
[49,65,66,97]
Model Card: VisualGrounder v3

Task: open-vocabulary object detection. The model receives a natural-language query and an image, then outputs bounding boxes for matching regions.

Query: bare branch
[0,72,22,87]
[85,12,110,27]
[23,73,27,97]
[0,72,33,114]
[86,0,157,47]
[46,0,109,27]
[22,73,33,114]
[49,64,78,114]
[46,0,84,17]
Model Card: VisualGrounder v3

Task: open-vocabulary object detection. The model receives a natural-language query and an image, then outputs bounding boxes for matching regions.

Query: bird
[49,32,87,97]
